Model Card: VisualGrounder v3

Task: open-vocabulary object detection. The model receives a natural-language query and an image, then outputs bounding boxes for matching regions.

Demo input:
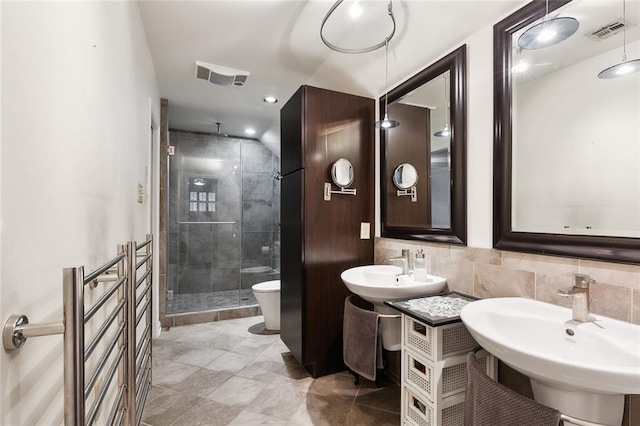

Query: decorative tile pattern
[403,295,470,318]
[167,289,257,314]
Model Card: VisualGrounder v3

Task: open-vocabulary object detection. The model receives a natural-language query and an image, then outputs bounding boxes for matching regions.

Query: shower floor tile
[167,289,257,314]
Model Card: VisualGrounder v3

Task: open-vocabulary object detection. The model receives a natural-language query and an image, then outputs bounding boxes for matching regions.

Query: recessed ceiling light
[262,96,278,104]
[244,128,256,135]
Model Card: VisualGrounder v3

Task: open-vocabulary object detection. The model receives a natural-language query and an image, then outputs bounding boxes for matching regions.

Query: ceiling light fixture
[321,0,396,54]
[598,0,640,79]
[434,74,450,137]
[517,0,579,50]
[374,39,399,130]
[244,128,256,136]
[262,96,278,104]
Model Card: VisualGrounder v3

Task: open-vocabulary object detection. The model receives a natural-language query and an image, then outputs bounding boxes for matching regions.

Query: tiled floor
[143,316,401,425]
[166,289,257,314]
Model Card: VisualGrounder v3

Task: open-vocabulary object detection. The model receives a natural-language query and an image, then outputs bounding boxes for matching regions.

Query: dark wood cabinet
[280,85,375,377]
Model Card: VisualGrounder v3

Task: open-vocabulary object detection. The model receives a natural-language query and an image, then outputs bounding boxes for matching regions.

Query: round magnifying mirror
[331,158,354,188]
[393,163,418,190]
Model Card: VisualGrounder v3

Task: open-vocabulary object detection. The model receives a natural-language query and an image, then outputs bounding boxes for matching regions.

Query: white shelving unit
[386,294,497,426]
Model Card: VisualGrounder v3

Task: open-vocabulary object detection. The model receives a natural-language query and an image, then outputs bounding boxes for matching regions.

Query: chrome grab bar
[177,221,236,224]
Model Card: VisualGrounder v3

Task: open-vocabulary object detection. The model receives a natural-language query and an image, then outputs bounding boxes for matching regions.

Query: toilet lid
[252,280,280,293]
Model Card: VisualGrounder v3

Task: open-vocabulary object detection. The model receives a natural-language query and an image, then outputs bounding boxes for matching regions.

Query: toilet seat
[252,280,280,293]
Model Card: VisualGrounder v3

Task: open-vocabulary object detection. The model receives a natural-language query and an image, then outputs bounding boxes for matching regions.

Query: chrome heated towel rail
[2,234,153,426]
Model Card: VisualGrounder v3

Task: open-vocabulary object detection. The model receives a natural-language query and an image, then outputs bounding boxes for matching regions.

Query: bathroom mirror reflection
[392,163,418,190]
[494,0,640,263]
[331,158,354,188]
[381,45,466,244]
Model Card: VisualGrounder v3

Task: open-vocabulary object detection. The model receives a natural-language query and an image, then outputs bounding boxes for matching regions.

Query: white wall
[464,26,496,248]
[0,2,4,417]
[0,2,159,424]
[514,41,640,236]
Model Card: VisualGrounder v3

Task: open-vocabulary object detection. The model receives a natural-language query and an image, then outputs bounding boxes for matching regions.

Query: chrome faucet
[557,274,595,322]
[389,249,410,275]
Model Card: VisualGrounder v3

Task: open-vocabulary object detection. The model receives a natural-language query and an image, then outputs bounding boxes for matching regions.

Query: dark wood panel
[384,103,431,228]
[303,86,375,376]
[280,169,304,365]
[280,86,304,176]
[280,85,375,377]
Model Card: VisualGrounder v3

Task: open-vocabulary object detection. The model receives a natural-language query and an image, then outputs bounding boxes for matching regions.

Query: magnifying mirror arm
[396,186,417,202]
[324,182,357,201]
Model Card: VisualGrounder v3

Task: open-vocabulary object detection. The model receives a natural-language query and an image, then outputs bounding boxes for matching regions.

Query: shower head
[213,122,228,137]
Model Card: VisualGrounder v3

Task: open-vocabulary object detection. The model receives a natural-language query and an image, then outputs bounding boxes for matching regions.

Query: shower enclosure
[166,130,280,314]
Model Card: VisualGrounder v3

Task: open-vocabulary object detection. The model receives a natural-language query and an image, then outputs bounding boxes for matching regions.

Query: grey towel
[343,295,383,381]
[464,352,561,426]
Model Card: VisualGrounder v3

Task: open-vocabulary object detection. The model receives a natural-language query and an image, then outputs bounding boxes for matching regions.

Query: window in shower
[187,177,216,213]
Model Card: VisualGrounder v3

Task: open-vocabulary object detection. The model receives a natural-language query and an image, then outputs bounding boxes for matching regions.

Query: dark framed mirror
[494,0,640,264]
[381,45,466,244]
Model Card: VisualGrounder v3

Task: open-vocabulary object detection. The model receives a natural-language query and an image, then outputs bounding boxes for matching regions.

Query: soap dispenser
[414,249,428,282]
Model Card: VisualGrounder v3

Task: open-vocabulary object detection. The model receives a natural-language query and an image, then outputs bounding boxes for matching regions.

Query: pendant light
[375,39,400,129]
[321,0,396,54]
[598,0,640,79]
[517,0,579,50]
[434,74,450,137]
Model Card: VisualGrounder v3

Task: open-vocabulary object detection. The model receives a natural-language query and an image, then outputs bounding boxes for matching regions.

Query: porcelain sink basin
[460,297,640,395]
[340,265,447,305]
[341,264,447,351]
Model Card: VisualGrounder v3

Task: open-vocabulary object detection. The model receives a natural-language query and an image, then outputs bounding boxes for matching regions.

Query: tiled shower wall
[167,130,280,297]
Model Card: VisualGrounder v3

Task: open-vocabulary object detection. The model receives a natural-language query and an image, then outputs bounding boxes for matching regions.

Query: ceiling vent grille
[587,20,629,40]
[195,61,250,87]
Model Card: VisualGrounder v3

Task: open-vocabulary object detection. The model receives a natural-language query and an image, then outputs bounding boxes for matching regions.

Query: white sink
[340,264,446,304]
[341,265,447,351]
[461,297,640,425]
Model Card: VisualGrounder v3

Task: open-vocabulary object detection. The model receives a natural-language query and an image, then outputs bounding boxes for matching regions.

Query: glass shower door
[166,133,245,314]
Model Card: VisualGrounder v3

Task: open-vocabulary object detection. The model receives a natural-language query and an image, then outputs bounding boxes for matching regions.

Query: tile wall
[375,237,639,323]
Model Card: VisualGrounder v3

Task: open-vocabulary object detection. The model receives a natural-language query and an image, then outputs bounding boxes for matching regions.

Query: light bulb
[616,64,634,75]
[512,60,529,73]
[349,0,363,19]
[537,28,557,42]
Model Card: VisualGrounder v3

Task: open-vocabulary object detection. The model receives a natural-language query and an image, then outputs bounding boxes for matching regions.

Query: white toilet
[252,280,280,331]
